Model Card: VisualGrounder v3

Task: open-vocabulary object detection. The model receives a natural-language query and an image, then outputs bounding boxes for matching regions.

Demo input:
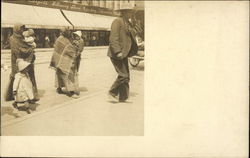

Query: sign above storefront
[4,0,119,16]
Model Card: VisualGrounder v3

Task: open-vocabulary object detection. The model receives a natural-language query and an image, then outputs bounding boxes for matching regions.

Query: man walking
[107,3,138,102]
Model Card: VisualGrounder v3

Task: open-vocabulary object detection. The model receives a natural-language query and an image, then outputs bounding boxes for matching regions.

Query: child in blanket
[22,29,36,63]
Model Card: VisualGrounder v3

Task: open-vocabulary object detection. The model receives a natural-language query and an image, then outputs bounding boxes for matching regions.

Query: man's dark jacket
[107,17,138,59]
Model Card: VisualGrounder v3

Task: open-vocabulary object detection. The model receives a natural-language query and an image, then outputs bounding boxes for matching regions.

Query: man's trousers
[109,57,130,101]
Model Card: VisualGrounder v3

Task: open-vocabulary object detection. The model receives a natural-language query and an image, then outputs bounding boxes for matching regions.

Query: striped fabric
[50,35,71,69]
[57,43,78,75]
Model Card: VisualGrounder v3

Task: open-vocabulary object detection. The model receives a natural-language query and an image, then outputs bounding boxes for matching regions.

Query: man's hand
[116,52,123,59]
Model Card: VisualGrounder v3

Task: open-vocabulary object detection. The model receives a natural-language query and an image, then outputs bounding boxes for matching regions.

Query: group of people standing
[4,24,84,114]
[4,5,144,114]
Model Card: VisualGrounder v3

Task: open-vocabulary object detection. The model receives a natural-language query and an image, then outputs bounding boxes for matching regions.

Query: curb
[1,89,107,128]
[1,46,109,54]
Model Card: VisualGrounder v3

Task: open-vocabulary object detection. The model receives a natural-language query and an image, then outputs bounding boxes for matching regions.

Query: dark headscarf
[60,27,71,38]
[13,23,25,35]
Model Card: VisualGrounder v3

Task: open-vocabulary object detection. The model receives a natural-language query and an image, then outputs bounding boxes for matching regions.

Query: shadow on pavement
[131,64,144,71]
[130,92,138,97]
[1,106,20,118]
[107,100,133,104]
[29,103,40,111]
[79,87,88,92]
[119,101,133,104]
[38,89,45,98]
[107,100,119,104]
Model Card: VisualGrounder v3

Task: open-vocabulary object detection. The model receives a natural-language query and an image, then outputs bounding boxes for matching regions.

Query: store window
[82,30,91,46]
[99,0,106,8]
[90,31,98,46]
[81,0,89,5]
[33,29,60,48]
[92,0,100,7]
[106,1,114,9]
[1,28,13,49]
[1,27,109,49]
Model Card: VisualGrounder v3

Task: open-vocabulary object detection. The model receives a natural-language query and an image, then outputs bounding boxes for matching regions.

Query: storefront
[1,2,115,49]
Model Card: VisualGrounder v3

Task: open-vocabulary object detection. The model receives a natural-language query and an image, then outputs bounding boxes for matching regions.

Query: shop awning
[2,2,116,30]
[62,10,116,30]
[1,2,71,29]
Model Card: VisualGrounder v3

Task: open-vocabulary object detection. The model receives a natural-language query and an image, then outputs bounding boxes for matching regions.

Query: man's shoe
[108,92,118,102]
[23,102,31,114]
[26,108,31,114]
[12,102,19,109]
[29,99,36,104]
[56,88,64,94]
[119,98,132,103]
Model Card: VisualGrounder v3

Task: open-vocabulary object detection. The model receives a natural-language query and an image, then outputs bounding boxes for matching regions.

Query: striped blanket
[50,36,78,75]
[58,43,78,75]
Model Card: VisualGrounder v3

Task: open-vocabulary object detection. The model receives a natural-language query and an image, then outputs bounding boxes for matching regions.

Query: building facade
[1,0,144,49]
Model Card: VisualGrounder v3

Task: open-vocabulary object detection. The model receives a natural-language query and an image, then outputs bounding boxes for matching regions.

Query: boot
[12,102,19,109]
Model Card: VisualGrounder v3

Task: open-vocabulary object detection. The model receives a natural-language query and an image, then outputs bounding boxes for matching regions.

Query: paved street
[1,47,144,136]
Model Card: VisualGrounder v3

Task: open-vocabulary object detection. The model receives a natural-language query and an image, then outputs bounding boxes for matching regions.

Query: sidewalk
[1,66,144,136]
[1,86,144,136]
[1,48,144,135]
[1,49,112,123]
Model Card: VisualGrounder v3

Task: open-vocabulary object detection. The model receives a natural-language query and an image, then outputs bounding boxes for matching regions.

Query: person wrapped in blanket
[50,28,84,99]
[4,24,39,102]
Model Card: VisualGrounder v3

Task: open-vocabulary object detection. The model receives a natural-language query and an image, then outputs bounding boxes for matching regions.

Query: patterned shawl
[57,42,79,75]
[50,35,70,69]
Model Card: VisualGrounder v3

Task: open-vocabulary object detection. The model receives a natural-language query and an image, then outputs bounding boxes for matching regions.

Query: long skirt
[55,67,79,94]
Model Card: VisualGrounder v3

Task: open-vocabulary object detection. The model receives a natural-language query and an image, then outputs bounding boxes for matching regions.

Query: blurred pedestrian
[44,35,50,48]
[92,35,97,46]
[3,31,12,49]
[107,3,138,102]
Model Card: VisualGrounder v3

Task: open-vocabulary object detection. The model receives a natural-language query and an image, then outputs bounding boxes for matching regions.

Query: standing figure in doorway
[44,35,50,48]
[107,4,138,102]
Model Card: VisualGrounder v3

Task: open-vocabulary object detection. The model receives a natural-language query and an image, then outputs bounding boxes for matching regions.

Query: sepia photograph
[1,0,249,157]
[1,0,144,136]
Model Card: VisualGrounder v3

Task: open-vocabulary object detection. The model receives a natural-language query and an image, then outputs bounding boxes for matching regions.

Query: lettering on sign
[51,1,69,10]
[70,4,82,10]
[29,0,48,6]
[5,1,119,16]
